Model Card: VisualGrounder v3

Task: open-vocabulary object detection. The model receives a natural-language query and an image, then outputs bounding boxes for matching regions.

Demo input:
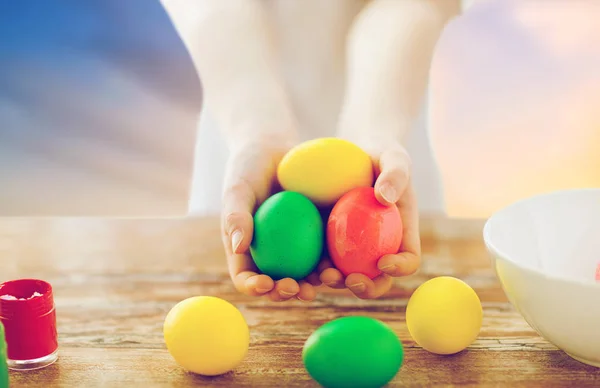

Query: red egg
[327,187,403,279]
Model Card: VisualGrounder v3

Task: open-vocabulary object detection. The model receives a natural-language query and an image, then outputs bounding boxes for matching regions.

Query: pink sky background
[429,0,600,217]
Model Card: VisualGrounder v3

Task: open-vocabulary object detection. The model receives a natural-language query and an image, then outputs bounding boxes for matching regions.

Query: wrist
[337,107,411,152]
[229,122,298,156]
[209,85,299,153]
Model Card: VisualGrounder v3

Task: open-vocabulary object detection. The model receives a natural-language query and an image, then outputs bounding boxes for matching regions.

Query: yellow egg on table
[406,276,482,355]
[277,138,373,207]
[164,296,249,376]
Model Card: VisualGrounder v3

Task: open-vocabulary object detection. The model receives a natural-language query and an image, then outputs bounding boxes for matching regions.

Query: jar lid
[0,279,55,319]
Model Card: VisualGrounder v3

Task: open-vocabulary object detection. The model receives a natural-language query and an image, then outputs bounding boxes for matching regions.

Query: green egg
[250,191,323,280]
[303,316,404,388]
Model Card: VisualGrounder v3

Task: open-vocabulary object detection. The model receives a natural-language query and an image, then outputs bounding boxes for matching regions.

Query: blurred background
[0,0,201,216]
[0,0,598,217]
[429,0,600,218]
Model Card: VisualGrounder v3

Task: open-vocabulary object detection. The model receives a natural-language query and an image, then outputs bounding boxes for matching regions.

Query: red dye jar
[0,279,58,370]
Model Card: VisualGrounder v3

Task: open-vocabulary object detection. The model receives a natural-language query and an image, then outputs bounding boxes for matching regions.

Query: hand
[221,133,322,302]
[319,140,421,299]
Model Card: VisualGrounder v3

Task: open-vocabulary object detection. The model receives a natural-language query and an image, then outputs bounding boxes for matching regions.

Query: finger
[373,148,412,206]
[222,181,256,256]
[393,182,421,274]
[305,271,323,287]
[320,268,346,289]
[233,271,275,296]
[377,252,421,277]
[345,273,393,299]
[318,258,346,289]
[267,278,300,302]
[297,281,317,302]
[221,181,261,294]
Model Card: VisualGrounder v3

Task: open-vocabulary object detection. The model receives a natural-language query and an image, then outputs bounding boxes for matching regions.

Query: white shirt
[186,0,465,216]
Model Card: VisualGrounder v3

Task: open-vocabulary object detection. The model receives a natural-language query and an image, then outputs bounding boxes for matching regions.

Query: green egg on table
[250,191,323,280]
[303,316,404,388]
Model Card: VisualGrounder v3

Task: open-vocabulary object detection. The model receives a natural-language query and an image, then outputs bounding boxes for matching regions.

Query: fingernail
[379,264,396,272]
[325,282,338,287]
[348,283,366,293]
[380,184,397,204]
[279,290,296,297]
[245,278,271,294]
[231,230,243,253]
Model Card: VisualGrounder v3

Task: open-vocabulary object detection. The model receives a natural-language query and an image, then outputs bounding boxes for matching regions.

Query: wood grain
[1,217,599,387]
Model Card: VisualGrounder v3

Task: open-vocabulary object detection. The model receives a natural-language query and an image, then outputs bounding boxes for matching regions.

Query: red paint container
[0,279,58,370]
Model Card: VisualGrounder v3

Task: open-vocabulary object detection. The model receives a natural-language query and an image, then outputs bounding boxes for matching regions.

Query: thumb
[222,180,256,255]
[374,148,411,206]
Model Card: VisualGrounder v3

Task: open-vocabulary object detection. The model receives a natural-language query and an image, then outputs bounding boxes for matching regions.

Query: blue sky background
[0,0,203,215]
[0,0,202,117]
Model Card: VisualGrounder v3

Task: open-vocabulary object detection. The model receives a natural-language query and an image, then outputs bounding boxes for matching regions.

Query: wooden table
[1,217,599,387]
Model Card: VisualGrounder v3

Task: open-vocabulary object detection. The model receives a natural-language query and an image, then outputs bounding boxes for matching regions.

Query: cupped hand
[319,141,421,299]
[221,133,321,302]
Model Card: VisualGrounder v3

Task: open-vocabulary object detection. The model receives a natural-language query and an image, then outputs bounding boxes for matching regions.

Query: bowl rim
[483,187,600,288]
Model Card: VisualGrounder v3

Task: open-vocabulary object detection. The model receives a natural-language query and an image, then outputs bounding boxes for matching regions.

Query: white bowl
[484,188,600,367]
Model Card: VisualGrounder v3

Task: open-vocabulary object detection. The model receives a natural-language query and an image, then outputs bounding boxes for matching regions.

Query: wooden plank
[0,218,598,386]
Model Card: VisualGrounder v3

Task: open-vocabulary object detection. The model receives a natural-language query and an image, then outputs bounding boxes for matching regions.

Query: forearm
[161,0,297,150]
[338,0,460,146]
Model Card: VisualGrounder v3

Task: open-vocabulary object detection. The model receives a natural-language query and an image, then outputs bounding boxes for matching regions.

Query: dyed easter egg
[303,316,404,388]
[327,187,402,279]
[277,138,373,207]
[251,191,323,280]
[406,277,482,355]
[164,296,249,376]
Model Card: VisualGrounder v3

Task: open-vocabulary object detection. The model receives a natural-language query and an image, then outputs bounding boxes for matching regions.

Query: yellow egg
[277,138,373,207]
[406,276,482,355]
[164,296,249,376]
